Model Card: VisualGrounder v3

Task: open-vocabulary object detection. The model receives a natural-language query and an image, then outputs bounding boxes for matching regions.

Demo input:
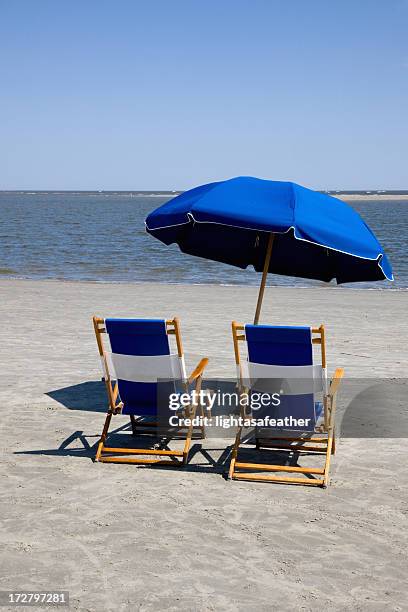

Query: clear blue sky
[1,0,407,190]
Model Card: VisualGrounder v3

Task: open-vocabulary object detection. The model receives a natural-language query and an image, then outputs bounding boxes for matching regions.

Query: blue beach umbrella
[145,176,393,323]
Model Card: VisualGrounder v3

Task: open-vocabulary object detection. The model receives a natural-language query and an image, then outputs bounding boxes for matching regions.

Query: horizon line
[1,189,408,194]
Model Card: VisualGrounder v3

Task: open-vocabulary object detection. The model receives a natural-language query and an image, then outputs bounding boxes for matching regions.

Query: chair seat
[122,403,158,416]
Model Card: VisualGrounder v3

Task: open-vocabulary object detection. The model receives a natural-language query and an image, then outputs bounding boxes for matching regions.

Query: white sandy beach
[1,279,407,611]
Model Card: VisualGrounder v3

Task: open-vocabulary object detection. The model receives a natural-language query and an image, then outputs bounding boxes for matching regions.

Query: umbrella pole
[254,232,274,325]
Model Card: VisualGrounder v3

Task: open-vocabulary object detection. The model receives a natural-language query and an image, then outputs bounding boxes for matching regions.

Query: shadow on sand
[19,379,339,478]
[15,420,232,475]
[14,425,323,479]
[39,380,232,473]
[46,380,108,413]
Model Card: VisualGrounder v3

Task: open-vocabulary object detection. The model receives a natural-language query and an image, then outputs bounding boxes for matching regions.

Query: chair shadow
[13,422,131,460]
[46,380,108,413]
[15,422,232,475]
[14,430,99,460]
[23,381,230,473]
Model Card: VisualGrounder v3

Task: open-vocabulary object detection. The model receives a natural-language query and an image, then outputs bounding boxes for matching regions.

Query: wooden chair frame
[229,321,344,487]
[93,316,208,467]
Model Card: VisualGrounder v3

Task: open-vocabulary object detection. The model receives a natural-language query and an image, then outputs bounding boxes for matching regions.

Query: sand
[334,194,408,201]
[1,279,407,611]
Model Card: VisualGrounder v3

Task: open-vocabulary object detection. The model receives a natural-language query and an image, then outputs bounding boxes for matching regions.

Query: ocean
[0,192,406,289]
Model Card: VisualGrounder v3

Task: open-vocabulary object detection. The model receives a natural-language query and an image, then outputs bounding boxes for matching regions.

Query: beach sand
[1,279,407,611]
[333,194,408,201]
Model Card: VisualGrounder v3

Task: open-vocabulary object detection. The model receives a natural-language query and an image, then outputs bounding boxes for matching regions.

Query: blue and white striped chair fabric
[244,325,326,431]
[103,318,186,416]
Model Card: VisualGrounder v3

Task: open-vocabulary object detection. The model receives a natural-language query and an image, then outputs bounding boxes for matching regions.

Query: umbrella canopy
[145,177,393,321]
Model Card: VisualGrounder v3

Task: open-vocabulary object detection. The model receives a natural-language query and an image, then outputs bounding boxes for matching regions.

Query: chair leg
[255,427,260,450]
[331,427,336,455]
[323,428,334,487]
[228,427,243,479]
[199,403,206,439]
[323,396,329,431]
[130,414,138,436]
[182,418,195,465]
[95,412,113,462]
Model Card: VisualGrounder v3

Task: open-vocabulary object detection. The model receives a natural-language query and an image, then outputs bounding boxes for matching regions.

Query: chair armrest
[187,358,209,384]
[328,367,344,398]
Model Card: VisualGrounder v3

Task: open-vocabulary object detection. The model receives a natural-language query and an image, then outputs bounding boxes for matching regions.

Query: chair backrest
[233,323,327,431]
[246,324,313,365]
[99,318,186,416]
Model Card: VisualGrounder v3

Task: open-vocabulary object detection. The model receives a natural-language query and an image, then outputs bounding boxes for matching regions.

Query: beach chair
[93,316,208,466]
[229,323,344,487]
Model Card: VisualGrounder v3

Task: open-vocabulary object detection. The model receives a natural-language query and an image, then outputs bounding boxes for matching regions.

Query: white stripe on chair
[110,352,184,383]
[313,365,328,394]
[247,362,315,396]
[100,353,116,380]
[179,354,187,383]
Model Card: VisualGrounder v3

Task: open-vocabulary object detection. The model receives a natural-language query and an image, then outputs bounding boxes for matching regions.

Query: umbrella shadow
[340,379,408,438]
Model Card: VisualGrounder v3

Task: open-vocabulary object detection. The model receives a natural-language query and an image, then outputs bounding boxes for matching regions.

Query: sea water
[0,192,406,289]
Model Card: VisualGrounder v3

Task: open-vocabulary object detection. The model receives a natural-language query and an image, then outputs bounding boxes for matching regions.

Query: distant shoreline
[335,194,408,201]
[1,190,408,201]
